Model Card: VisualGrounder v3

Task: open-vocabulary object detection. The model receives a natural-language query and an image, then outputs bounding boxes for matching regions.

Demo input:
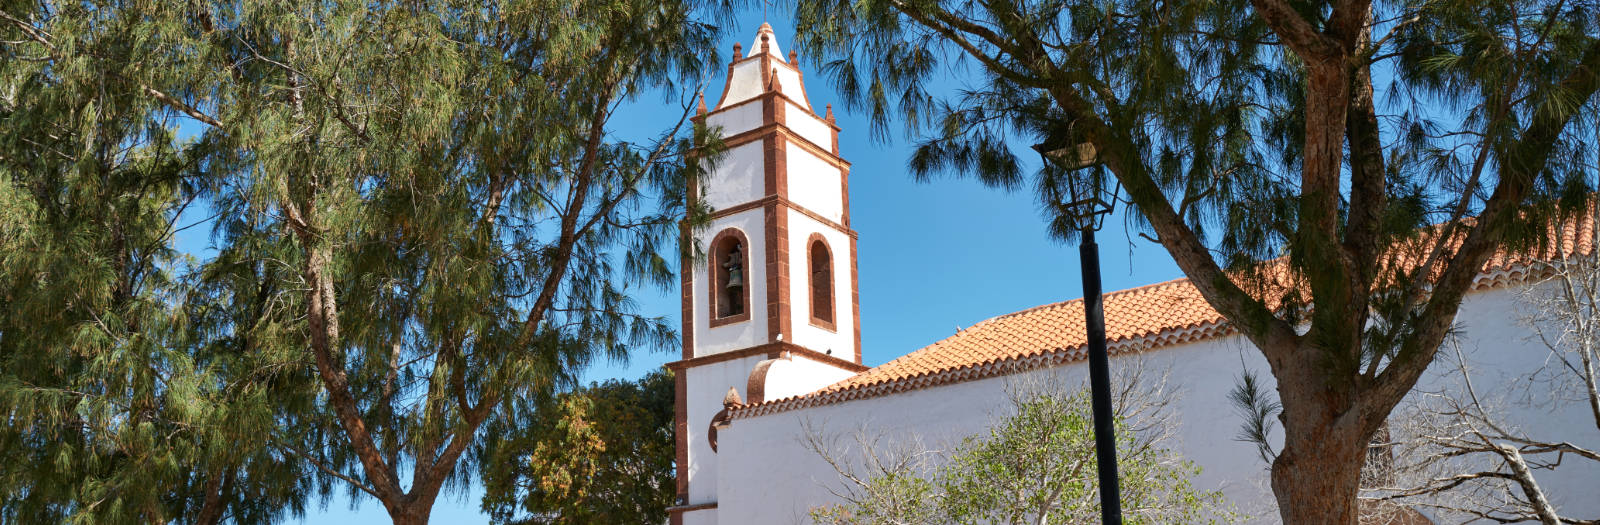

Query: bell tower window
[808,236,834,329]
[710,230,750,326]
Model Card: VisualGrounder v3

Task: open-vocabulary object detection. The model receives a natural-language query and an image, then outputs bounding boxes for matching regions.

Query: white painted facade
[699,142,766,211]
[683,355,767,505]
[785,103,833,152]
[785,210,853,358]
[706,282,1600,524]
[689,210,767,357]
[784,142,844,223]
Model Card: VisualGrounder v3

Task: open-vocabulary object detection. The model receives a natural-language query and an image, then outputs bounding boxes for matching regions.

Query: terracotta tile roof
[730,211,1597,419]
[830,277,1219,391]
[730,277,1235,419]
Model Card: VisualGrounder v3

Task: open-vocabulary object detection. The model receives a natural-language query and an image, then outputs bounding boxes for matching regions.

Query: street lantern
[1031,140,1116,231]
[1034,135,1124,525]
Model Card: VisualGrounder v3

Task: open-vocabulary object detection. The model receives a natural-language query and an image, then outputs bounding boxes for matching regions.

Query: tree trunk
[388,506,432,525]
[1271,421,1368,524]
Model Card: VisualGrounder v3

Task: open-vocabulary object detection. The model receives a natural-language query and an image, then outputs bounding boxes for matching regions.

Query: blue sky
[291,11,1185,524]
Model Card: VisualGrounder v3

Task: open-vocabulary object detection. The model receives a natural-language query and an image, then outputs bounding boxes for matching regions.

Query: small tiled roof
[730,211,1596,419]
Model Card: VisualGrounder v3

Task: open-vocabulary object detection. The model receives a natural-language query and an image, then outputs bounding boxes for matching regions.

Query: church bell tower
[667,23,867,525]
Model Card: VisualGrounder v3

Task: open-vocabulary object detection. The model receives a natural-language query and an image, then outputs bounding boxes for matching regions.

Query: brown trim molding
[711,195,857,239]
[850,234,862,364]
[665,341,870,373]
[706,91,840,134]
[667,502,719,515]
[707,228,752,329]
[763,131,791,345]
[715,117,849,169]
[806,233,837,331]
[672,371,689,517]
[680,220,696,360]
[840,165,852,227]
[745,359,777,404]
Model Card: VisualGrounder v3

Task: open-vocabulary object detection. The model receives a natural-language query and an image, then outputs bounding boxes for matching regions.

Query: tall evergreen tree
[193,1,730,523]
[0,1,314,523]
[4,0,736,523]
[792,0,1600,522]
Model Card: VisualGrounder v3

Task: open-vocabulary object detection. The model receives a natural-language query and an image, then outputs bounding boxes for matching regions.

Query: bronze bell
[724,247,744,289]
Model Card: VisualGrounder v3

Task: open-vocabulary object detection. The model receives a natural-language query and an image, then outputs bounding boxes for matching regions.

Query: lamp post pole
[1078,226,1123,525]
[1034,139,1123,524]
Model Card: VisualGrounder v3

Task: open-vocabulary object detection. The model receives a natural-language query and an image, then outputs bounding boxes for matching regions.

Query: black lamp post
[1034,138,1123,525]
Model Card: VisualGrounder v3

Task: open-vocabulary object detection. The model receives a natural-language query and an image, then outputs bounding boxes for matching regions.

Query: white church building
[667,24,1600,525]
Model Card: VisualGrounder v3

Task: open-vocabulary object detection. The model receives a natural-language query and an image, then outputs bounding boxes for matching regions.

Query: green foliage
[480,370,675,525]
[2,0,737,522]
[0,1,309,523]
[810,389,1235,525]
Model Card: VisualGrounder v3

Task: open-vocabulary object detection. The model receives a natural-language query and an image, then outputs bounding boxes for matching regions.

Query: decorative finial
[697,92,707,115]
[788,49,797,63]
[723,387,743,407]
[825,103,835,122]
[733,42,742,59]
[769,69,781,93]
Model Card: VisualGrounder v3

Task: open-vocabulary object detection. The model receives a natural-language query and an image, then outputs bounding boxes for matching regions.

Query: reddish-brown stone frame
[763,132,791,344]
[680,168,698,361]
[707,228,751,329]
[745,359,777,404]
[664,340,869,373]
[672,371,688,525]
[806,233,837,331]
[850,234,862,364]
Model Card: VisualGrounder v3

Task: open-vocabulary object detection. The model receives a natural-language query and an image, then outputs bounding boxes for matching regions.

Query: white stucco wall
[685,355,770,507]
[708,281,1600,524]
[716,58,808,112]
[784,145,845,224]
[715,333,1273,524]
[786,210,855,359]
[772,67,810,110]
[681,510,717,525]
[754,355,860,403]
[785,102,833,152]
[702,141,764,211]
[718,60,765,111]
[706,100,763,138]
[692,211,768,357]
[1393,283,1600,521]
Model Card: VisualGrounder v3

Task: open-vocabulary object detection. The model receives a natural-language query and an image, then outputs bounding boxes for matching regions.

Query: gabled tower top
[709,24,815,113]
[749,22,780,57]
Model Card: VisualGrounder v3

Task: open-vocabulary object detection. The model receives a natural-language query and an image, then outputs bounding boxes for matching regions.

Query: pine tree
[1,1,310,523]
[3,0,736,523]
[792,0,1600,522]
